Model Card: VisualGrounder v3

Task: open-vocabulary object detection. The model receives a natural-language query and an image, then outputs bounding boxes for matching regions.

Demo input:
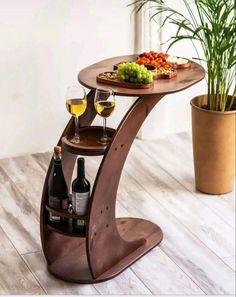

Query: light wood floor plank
[83,156,142,195]
[0,168,41,254]
[22,251,99,295]
[130,248,204,295]
[126,142,235,259]
[93,267,152,295]
[117,190,235,295]
[32,152,51,172]
[0,227,44,294]
[117,198,204,296]
[0,155,46,215]
[222,256,236,271]
[161,132,235,228]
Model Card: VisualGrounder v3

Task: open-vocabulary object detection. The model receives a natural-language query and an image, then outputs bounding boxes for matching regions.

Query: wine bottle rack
[46,223,85,238]
[45,205,87,237]
[40,55,205,283]
[45,205,87,219]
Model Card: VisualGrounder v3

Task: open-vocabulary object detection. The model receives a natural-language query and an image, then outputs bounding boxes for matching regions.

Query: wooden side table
[40,55,205,283]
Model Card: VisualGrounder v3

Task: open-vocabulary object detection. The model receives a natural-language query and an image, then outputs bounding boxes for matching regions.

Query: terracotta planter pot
[191,95,236,194]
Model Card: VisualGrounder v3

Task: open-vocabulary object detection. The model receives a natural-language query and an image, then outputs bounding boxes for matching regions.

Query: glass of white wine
[66,85,87,144]
[94,88,116,144]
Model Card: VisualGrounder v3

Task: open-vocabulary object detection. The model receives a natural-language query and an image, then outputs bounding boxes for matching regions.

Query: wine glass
[66,85,87,144]
[94,88,116,144]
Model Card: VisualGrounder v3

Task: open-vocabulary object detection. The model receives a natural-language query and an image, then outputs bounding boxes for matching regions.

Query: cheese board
[96,72,153,89]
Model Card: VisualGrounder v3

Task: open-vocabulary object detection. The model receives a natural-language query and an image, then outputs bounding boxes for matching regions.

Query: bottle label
[49,212,61,222]
[75,219,87,227]
[48,196,68,223]
[49,196,60,208]
[72,191,90,215]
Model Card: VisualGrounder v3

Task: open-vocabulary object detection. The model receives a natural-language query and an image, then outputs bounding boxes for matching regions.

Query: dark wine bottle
[48,146,69,225]
[72,157,90,235]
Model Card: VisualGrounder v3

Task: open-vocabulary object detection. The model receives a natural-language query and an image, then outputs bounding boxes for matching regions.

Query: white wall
[0,0,134,159]
[0,0,207,158]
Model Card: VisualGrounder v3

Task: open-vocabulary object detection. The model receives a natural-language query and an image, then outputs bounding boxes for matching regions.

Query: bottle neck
[54,153,62,167]
[77,158,85,179]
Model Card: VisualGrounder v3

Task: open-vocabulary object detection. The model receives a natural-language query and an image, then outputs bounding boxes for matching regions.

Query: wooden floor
[0,131,235,295]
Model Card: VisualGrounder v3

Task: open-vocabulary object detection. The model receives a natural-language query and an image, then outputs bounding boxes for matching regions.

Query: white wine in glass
[94,89,115,144]
[66,85,87,144]
[95,101,116,118]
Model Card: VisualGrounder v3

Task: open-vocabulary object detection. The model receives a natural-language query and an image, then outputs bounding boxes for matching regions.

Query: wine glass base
[97,137,111,145]
[69,137,81,144]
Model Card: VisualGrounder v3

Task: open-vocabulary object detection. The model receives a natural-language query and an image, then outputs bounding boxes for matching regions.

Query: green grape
[117,62,153,84]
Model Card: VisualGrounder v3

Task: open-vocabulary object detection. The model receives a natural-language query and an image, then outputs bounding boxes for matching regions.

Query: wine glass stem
[75,116,80,140]
[103,118,108,140]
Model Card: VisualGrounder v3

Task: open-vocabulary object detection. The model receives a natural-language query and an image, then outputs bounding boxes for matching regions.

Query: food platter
[97,72,153,89]
[96,51,191,89]
[167,56,191,69]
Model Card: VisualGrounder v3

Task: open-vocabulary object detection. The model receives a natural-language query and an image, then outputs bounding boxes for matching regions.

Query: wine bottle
[48,146,69,224]
[72,157,90,234]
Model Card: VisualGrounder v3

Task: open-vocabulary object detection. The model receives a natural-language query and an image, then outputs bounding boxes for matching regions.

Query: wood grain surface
[222,256,236,271]
[118,190,235,294]
[78,55,205,97]
[0,166,41,254]
[129,140,235,258]
[0,227,44,294]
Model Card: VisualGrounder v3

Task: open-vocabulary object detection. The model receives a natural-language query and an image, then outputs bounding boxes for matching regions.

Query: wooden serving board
[172,61,191,69]
[154,70,177,80]
[97,72,153,89]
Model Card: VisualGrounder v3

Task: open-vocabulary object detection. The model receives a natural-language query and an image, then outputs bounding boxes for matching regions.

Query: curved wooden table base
[40,56,205,283]
[47,218,162,284]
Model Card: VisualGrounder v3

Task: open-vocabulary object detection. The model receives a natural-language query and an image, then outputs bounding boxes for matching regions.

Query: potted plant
[130,0,236,194]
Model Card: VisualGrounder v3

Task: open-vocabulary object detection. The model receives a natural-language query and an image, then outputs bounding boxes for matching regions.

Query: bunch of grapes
[117,62,153,84]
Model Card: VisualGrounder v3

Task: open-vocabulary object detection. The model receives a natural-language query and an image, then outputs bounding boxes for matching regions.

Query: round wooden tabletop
[78,55,205,97]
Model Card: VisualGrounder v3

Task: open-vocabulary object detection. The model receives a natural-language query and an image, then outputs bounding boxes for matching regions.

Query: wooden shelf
[45,205,86,219]
[45,204,87,237]
[46,221,86,238]
[61,126,116,156]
